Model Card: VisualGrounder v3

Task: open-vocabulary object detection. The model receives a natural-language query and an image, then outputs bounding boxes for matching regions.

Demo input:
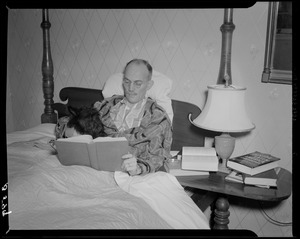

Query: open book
[55,135,129,172]
[181,147,219,172]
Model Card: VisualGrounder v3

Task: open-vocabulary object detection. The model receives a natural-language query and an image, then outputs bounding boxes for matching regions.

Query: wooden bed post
[213,197,230,229]
[216,8,235,85]
[41,9,57,124]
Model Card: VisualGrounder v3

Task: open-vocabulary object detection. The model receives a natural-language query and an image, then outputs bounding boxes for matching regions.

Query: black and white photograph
[4,2,293,237]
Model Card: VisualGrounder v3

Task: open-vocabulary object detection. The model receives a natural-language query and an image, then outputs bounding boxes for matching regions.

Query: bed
[5,9,231,234]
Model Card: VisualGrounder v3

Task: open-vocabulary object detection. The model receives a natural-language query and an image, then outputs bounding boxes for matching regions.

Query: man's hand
[121,153,142,176]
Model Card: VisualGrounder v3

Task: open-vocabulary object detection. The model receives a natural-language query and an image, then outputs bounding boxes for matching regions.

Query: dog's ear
[67,106,79,117]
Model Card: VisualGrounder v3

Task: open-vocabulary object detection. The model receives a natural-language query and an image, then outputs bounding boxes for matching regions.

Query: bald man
[95,59,172,176]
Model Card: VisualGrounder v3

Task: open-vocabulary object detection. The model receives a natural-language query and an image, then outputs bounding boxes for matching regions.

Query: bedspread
[6,124,209,229]
[7,124,171,229]
[115,171,210,229]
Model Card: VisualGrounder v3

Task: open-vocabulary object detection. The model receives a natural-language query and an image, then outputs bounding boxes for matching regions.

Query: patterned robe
[98,95,173,175]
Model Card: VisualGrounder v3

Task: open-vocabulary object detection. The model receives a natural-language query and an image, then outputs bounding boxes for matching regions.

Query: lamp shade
[190,85,255,132]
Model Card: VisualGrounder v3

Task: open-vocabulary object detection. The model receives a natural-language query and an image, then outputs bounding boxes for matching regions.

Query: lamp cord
[259,201,292,226]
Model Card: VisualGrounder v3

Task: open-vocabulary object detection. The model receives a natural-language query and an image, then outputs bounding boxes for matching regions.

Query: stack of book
[225,151,281,188]
[168,147,219,176]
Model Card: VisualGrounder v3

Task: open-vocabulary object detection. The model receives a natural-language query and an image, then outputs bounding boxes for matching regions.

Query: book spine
[88,143,99,170]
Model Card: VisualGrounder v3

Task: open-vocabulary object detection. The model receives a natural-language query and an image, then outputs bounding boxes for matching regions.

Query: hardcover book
[225,171,244,184]
[168,159,209,176]
[227,151,280,176]
[225,168,278,187]
[55,135,129,171]
[181,147,219,172]
[243,168,278,187]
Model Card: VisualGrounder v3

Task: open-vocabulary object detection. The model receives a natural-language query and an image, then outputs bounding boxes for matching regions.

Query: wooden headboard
[40,9,205,151]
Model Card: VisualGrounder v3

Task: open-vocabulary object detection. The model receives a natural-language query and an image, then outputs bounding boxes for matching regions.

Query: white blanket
[114,171,210,229]
[7,124,209,229]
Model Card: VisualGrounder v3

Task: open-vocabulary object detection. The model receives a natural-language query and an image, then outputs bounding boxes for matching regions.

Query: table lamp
[189,83,255,173]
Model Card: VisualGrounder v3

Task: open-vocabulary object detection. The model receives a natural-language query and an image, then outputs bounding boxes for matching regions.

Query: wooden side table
[176,168,292,229]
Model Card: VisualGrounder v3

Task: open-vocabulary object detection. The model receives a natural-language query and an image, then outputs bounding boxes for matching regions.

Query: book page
[181,155,218,171]
[168,160,209,176]
[55,140,92,167]
[93,136,127,142]
[182,147,216,156]
[56,135,93,143]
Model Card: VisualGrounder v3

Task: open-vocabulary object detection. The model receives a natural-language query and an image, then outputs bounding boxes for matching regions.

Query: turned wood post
[41,9,57,124]
[213,197,230,229]
[216,8,235,86]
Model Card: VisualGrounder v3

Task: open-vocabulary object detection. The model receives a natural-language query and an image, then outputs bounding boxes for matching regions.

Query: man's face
[122,63,153,104]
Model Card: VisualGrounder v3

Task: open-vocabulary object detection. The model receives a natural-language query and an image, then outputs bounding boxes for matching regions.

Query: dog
[66,105,107,139]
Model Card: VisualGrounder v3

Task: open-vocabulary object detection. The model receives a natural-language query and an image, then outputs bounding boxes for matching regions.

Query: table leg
[213,197,230,229]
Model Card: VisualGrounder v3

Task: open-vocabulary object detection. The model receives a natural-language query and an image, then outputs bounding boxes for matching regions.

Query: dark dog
[67,106,107,139]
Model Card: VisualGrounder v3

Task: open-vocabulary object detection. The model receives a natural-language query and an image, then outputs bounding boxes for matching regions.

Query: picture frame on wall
[262,1,292,85]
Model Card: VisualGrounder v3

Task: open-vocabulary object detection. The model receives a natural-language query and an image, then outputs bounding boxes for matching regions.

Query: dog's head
[67,106,107,139]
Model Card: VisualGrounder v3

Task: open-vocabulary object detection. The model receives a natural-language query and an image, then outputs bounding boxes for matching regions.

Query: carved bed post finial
[216,8,235,86]
[213,197,230,229]
[41,9,57,124]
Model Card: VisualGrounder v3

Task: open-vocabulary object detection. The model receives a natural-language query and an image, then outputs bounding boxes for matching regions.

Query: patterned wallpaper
[6,3,293,236]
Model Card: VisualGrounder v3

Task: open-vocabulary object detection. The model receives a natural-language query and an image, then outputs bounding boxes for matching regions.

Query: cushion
[102,70,173,122]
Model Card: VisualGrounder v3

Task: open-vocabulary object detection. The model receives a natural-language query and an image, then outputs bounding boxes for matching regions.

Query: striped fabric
[109,98,147,132]
[98,95,173,175]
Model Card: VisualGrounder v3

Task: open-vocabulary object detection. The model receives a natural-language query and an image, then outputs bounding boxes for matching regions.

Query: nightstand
[175,168,292,229]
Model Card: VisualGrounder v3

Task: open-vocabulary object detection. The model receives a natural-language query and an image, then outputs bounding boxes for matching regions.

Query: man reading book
[55,59,172,176]
[52,61,212,229]
[94,59,172,176]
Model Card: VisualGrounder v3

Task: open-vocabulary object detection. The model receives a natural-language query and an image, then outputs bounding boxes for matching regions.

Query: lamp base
[215,133,235,174]
[218,158,232,174]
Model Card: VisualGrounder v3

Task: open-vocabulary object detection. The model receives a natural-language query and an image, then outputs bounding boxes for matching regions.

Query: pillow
[102,70,173,122]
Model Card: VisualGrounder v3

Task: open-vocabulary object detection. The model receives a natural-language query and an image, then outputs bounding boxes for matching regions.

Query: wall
[6,4,293,236]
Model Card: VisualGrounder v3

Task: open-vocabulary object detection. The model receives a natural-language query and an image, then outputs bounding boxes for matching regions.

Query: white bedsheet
[6,124,209,229]
[115,172,210,229]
